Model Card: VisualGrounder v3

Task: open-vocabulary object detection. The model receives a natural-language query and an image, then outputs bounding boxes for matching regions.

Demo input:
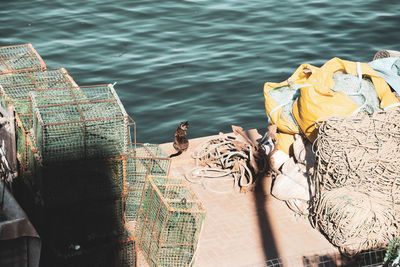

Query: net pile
[311,109,400,255]
[135,175,205,267]
[125,143,170,222]
[0,44,46,73]
[267,85,300,124]
[332,72,380,114]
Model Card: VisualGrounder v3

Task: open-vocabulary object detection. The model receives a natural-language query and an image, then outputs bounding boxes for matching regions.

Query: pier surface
[156,128,337,267]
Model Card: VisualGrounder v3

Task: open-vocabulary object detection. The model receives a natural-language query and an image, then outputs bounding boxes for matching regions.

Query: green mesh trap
[0,44,46,73]
[16,114,30,170]
[30,84,131,163]
[125,143,171,222]
[15,114,40,175]
[0,68,77,118]
[36,156,126,207]
[84,156,126,201]
[135,175,206,267]
[114,234,137,267]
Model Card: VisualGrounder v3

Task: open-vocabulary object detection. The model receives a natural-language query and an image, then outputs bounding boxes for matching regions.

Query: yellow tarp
[264,57,400,154]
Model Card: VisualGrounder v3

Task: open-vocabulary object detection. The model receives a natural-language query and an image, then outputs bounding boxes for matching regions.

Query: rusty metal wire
[135,175,205,267]
[30,84,131,162]
[0,44,46,73]
[125,143,171,222]
[0,67,77,132]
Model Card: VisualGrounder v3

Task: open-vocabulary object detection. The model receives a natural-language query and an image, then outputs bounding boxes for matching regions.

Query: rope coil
[186,135,258,193]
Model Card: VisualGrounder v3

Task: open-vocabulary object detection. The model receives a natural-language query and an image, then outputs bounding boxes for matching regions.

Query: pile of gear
[184,52,400,255]
[263,52,400,255]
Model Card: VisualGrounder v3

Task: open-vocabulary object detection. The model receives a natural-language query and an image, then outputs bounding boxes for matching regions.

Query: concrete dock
[156,128,338,267]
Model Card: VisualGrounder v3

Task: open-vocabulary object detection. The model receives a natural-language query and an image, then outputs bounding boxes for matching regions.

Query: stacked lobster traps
[0,43,206,266]
[0,43,172,266]
[0,43,46,73]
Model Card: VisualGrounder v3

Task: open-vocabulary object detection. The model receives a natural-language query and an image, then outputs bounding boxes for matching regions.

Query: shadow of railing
[253,127,280,262]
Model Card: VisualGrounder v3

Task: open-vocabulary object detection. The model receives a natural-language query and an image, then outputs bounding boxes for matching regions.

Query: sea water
[0,0,399,143]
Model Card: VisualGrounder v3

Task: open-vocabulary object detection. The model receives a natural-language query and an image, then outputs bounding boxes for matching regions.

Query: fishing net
[332,72,380,114]
[311,109,400,255]
[314,109,400,198]
[267,85,300,125]
[311,187,397,255]
[0,44,46,73]
[135,175,205,267]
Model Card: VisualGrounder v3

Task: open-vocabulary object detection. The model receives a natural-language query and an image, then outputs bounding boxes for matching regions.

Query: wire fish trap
[43,197,126,246]
[16,114,34,172]
[125,143,171,222]
[0,44,46,73]
[36,156,127,207]
[17,115,127,206]
[0,67,77,131]
[135,175,206,267]
[30,84,133,163]
[84,196,126,241]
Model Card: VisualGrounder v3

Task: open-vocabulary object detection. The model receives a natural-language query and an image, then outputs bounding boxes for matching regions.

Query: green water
[1,0,399,143]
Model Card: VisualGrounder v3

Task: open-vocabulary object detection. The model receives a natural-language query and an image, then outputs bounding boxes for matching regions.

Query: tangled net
[312,186,398,255]
[311,109,400,255]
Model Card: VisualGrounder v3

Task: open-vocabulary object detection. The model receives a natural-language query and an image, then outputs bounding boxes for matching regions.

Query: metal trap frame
[0,67,77,130]
[30,84,135,163]
[125,143,171,222]
[135,175,206,267]
[0,44,46,73]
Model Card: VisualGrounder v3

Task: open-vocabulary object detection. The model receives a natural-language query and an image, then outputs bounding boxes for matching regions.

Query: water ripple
[1,0,399,143]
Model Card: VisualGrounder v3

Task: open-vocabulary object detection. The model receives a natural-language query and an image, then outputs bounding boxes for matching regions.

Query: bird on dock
[170,121,189,158]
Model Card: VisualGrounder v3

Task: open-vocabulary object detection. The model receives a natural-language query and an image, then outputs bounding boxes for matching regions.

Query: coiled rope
[186,135,256,193]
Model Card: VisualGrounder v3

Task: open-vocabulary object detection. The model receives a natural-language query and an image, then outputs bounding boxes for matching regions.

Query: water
[0,0,399,143]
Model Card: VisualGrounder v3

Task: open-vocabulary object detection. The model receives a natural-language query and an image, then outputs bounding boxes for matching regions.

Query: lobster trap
[125,143,171,222]
[30,84,134,163]
[16,114,36,173]
[135,175,206,267]
[35,156,126,207]
[0,68,77,131]
[0,44,46,73]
